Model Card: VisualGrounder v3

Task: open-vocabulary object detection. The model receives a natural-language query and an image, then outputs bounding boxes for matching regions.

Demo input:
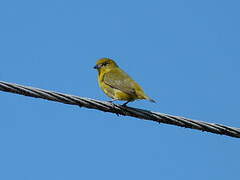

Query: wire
[0,81,239,138]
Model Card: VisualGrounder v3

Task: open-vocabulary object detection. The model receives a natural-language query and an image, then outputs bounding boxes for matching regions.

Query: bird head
[94,58,118,72]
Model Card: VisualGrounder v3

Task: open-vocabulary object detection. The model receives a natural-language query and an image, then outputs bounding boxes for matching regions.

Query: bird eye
[102,62,109,66]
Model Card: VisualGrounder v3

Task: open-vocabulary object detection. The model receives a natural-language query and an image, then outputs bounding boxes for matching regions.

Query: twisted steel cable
[0,81,239,138]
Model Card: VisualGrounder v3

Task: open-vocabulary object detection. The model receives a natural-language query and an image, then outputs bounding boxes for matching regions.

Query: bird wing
[103,68,137,96]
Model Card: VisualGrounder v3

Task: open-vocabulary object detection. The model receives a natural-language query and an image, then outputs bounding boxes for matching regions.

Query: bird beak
[93,64,100,69]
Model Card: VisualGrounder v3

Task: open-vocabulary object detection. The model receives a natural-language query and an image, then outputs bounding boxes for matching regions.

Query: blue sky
[0,0,240,179]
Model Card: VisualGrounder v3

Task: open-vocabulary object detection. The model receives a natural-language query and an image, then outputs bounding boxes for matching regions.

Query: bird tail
[144,95,156,103]
[148,98,156,103]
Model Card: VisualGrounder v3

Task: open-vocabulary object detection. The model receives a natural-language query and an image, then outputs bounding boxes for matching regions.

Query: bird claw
[107,101,120,116]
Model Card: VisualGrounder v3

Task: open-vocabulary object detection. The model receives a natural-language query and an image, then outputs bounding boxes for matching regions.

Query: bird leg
[122,100,131,106]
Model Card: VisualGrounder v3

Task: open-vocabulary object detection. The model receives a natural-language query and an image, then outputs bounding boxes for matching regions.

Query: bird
[94,58,155,106]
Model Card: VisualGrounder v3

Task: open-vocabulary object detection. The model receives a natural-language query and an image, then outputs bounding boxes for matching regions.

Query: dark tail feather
[148,98,156,103]
[147,97,156,103]
[143,95,156,103]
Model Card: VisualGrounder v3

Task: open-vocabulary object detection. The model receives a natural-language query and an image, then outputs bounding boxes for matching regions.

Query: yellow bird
[94,58,155,106]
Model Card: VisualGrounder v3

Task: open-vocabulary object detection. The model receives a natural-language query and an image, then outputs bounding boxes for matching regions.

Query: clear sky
[0,0,240,179]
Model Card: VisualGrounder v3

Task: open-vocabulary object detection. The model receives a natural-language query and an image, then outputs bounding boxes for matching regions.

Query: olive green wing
[103,68,138,96]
